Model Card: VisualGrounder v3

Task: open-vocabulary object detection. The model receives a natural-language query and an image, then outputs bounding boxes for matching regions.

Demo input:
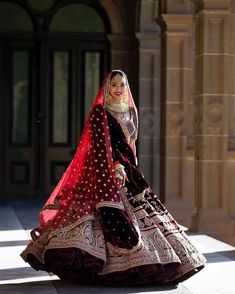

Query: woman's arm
[129,139,136,156]
[129,139,138,165]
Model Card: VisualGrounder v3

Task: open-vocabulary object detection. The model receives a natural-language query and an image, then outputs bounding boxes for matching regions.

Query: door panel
[1,39,108,199]
[84,51,101,118]
[43,41,108,195]
[43,43,76,195]
[4,42,37,198]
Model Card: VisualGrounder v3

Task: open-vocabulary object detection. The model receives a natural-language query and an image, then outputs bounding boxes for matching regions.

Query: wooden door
[2,41,38,199]
[1,39,108,200]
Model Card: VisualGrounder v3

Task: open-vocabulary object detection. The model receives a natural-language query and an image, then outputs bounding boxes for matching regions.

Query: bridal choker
[105,99,129,113]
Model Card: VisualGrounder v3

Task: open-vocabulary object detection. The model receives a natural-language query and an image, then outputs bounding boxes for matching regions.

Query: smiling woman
[21,70,206,286]
[109,71,127,101]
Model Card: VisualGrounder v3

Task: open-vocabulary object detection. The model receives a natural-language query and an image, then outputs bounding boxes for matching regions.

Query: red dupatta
[38,70,137,231]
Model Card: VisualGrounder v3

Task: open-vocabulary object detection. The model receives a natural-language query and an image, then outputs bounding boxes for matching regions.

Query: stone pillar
[136,32,161,194]
[228,0,235,245]
[107,35,137,72]
[135,0,161,194]
[191,0,234,242]
[107,34,139,99]
[158,14,194,224]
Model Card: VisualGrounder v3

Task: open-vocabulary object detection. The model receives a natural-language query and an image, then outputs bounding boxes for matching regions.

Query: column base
[189,210,235,245]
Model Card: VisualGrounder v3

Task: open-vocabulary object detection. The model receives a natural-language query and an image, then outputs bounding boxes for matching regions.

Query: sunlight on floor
[0,229,29,241]
[0,275,59,285]
[0,205,235,293]
[188,234,235,254]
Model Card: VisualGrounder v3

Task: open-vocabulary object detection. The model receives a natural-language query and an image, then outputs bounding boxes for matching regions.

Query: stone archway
[99,0,125,34]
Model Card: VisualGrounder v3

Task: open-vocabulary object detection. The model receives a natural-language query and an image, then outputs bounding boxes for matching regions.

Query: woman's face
[109,74,127,101]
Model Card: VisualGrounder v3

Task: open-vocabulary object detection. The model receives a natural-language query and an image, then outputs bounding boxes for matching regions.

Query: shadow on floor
[0,240,29,247]
[0,267,49,281]
[10,198,45,230]
[203,250,235,263]
[0,279,179,294]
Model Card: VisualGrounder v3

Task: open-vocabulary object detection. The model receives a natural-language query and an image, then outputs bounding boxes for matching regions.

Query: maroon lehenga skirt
[21,185,206,285]
[21,111,206,285]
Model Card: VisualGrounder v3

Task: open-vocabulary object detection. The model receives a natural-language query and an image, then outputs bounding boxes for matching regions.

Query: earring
[105,94,113,104]
[123,92,128,103]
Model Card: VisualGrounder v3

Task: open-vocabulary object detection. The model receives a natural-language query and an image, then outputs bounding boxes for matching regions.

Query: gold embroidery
[95,201,124,210]
[21,189,206,281]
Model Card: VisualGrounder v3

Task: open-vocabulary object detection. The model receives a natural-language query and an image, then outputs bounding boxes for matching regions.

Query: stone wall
[159,0,235,245]
[100,0,235,245]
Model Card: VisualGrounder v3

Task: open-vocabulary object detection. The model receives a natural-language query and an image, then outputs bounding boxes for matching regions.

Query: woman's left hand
[114,163,129,188]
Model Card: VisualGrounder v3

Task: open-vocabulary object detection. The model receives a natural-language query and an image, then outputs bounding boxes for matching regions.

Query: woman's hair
[110,70,125,80]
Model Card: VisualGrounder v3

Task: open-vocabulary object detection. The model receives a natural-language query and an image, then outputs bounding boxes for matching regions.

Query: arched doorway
[0,1,110,200]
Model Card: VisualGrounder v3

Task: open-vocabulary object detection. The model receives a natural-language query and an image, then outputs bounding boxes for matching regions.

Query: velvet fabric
[21,71,206,285]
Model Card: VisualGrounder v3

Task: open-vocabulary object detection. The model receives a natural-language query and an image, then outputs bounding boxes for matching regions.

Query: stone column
[191,0,234,242]
[107,34,139,99]
[228,0,235,245]
[109,32,161,194]
[158,14,194,224]
[107,35,137,75]
[136,32,161,194]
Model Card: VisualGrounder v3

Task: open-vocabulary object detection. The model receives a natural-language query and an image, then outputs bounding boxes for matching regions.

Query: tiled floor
[0,200,235,294]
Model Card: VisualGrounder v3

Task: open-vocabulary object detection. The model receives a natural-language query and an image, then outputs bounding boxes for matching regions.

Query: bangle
[113,163,125,180]
[114,163,124,170]
[113,160,120,166]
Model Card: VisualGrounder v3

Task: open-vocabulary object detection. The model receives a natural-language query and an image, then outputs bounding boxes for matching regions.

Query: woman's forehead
[110,74,126,83]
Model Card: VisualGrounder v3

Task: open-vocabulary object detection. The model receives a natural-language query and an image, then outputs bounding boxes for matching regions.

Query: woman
[21,70,206,285]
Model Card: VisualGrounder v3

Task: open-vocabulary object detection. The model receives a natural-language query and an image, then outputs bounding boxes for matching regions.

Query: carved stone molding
[191,0,231,12]
[207,103,223,125]
[136,32,161,50]
[161,0,194,14]
[139,0,160,33]
[139,108,155,137]
[167,105,184,136]
[158,14,193,34]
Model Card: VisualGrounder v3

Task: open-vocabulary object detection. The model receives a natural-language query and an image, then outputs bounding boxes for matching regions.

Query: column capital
[157,14,193,34]
[135,32,160,50]
[191,0,231,13]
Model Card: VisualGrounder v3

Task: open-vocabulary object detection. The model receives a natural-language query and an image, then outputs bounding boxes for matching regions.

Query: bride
[21,70,206,285]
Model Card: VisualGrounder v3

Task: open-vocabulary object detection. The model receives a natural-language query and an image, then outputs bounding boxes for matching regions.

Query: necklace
[105,97,129,113]
[107,108,131,122]
[107,108,133,144]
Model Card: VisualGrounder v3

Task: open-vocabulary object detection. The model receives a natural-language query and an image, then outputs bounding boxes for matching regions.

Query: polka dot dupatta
[21,71,206,285]
[38,71,137,232]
